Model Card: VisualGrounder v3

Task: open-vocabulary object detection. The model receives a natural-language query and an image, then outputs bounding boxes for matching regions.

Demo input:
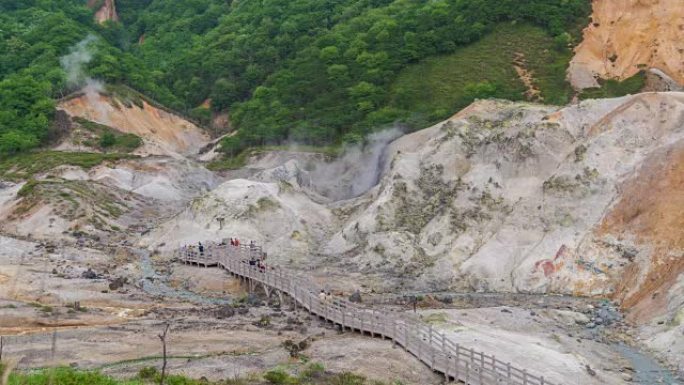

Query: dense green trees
[191,0,591,153]
[0,0,593,158]
[0,1,181,156]
[0,3,89,155]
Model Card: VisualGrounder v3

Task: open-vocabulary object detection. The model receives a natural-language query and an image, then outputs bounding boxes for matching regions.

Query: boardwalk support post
[429,325,434,370]
[392,321,396,347]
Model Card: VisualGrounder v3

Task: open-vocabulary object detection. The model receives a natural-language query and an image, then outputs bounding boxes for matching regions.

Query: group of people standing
[191,238,258,249]
[185,240,342,308]
[191,237,256,256]
[248,256,267,272]
[225,238,258,250]
[187,237,266,272]
[186,242,205,255]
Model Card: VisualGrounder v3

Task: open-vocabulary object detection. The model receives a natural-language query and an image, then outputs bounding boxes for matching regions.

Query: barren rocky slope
[0,157,217,243]
[331,93,684,300]
[145,92,684,374]
[1,88,216,243]
[569,0,684,89]
[87,0,119,24]
[153,93,683,302]
[59,88,209,157]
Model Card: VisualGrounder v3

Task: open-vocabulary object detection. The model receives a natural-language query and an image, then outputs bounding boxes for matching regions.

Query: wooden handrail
[176,243,557,385]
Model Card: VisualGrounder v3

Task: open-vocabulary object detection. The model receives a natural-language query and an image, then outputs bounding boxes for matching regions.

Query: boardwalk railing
[176,243,558,385]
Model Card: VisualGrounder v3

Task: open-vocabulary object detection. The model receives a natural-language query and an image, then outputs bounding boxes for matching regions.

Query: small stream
[614,343,681,385]
[136,249,230,305]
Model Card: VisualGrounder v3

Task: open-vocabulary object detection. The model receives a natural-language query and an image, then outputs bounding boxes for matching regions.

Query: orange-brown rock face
[87,0,119,24]
[59,89,209,156]
[569,0,684,89]
[598,142,684,323]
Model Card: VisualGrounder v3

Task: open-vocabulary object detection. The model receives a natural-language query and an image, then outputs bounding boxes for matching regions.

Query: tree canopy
[0,0,592,157]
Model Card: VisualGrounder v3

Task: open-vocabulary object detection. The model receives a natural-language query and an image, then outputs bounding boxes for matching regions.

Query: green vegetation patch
[0,151,136,180]
[388,23,574,129]
[579,71,646,100]
[423,312,450,325]
[206,150,249,171]
[243,197,281,218]
[258,145,342,158]
[2,366,137,385]
[0,363,404,385]
[208,143,341,171]
[11,178,130,231]
[73,117,142,153]
[104,84,146,109]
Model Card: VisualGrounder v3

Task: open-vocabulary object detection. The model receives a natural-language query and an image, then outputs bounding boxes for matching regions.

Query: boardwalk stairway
[177,243,559,385]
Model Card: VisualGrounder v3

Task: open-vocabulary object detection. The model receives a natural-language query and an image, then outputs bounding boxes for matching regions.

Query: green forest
[0,0,601,159]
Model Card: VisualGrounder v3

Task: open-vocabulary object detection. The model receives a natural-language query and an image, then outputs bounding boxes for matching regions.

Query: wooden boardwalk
[177,244,558,385]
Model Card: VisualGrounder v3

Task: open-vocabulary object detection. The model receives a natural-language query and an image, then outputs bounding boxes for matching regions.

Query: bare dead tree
[158,323,170,385]
[1,358,17,385]
[49,311,60,385]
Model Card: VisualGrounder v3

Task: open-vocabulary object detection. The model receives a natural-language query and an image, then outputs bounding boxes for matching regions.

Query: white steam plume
[60,34,98,87]
[60,35,110,124]
[308,128,403,201]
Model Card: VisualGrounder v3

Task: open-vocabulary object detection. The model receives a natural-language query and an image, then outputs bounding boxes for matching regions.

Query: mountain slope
[143,92,684,372]
[569,0,684,89]
[147,92,684,314]
[58,87,210,157]
[88,0,119,23]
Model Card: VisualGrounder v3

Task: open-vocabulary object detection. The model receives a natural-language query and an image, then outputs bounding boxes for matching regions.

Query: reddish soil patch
[569,0,684,89]
[598,142,684,323]
[512,52,543,102]
[88,0,119,23]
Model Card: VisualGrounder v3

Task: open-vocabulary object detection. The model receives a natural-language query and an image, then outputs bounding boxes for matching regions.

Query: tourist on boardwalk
[198,242,204,255]
[230,238,235,246]
[319,289,327,302]
[326,291,333,303]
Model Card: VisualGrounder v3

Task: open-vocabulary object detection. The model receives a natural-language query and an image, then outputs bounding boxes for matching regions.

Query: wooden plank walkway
[177,243,558,385]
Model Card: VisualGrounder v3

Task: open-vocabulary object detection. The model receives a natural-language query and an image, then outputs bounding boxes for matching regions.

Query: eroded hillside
[87,0,118,24]
[147,93,684,322]
[137,92,684,374]
[569,0,684,89]
[59,88,209,157]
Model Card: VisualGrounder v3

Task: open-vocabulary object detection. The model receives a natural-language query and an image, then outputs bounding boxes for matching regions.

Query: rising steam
[60,34,98,87]
[60,35,109,123]
[308,128,403,201]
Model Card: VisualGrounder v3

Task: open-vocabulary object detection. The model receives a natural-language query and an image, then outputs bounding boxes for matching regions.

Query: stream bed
[137,248,230,305]
[614,343,681,385]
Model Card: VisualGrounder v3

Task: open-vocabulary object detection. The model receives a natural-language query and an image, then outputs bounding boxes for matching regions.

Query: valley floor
[1,236,679,385]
